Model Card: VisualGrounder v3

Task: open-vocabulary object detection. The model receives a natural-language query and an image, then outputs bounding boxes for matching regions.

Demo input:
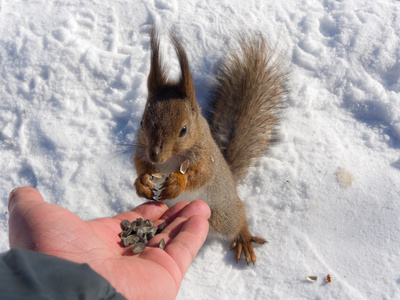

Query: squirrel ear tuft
[147,25,168,94]
[169,30,195,100]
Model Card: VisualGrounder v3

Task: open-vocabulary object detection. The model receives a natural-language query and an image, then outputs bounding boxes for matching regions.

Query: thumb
[8,187,49,249]
[8,186,45,211]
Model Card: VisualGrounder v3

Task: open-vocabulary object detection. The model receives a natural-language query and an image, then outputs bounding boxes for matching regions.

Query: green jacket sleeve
[0,248,126,300]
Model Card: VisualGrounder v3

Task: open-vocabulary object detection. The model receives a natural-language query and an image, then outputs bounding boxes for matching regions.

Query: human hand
[8,187,210,299]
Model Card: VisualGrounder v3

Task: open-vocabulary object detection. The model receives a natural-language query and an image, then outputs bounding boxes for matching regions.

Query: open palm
[8,187,210,299]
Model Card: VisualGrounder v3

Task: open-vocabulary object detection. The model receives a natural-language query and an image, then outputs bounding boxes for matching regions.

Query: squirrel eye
[179,125,187,137]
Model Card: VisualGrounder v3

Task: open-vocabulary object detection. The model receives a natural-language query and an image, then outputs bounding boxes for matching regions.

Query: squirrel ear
[147,25,168,95]
[169,30,196,100]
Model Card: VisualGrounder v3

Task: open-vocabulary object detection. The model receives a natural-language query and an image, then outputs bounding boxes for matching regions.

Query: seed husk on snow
[326,274,332,283]
[306,276,318,282]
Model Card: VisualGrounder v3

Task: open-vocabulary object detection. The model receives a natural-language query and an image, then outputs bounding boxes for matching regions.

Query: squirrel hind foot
[230,236,267,265]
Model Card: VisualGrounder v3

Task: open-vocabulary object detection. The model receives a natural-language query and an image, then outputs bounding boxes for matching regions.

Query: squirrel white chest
[151,155,209,207]
[154,155,185,174]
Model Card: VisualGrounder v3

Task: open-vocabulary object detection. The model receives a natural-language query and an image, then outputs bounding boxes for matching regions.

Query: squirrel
[134,26,288,264]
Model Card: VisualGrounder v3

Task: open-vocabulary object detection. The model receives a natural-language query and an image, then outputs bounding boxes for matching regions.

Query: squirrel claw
[230,236,266,265]
[230,241,237,250]
[134,174,155,200]
[158,172,186,200]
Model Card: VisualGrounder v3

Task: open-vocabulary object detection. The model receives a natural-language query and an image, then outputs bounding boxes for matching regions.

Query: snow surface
[1,0,400,299]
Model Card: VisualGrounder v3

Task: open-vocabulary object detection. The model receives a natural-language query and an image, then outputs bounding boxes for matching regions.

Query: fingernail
[8,187,21,210]
[8,187,20,201]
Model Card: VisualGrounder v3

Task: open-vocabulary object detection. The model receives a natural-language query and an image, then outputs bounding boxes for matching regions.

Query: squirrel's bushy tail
[208,32,289,181]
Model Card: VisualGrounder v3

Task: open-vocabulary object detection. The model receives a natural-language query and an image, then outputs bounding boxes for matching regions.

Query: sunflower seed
[180,159,190,174]
[144,219,153,227]
[139,235,148,244]
[130,221,137,231]
[151,173,163,179]
[120,218,165,254]
[148,226,158,235]
[306,276,318,282]
[136,227,145,238]
[122,235,140,247]
[158,238,165,250]
[121,220,131,231]
[136,218,144,227]
[120,228,132,238]
[146,231,155,240]
[157,222,166,233]
[131,242,146,254]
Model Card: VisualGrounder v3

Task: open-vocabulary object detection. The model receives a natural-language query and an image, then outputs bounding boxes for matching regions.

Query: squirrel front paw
[159,172,187,200]
[230,235,267,265]
[134,174,155,200]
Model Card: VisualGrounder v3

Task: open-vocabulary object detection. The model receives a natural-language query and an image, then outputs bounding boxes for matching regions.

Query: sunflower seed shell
[131,242,146,254]
[158,238,165,250]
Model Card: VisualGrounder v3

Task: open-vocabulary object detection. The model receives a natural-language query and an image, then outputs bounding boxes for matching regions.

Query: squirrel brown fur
[134,26,288,264]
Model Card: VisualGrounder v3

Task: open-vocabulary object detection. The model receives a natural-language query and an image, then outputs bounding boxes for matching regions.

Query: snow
[1,0,400,299]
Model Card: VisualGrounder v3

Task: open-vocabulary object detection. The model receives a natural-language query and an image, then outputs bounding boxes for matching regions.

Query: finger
[140,214,209,285]
[110,201,191,236]
[164,214,209,278]
[113,201,168,224]
[8,187,73,250]
[163,200,211,225]
[8,186,44,211]
[145,201,190,231]
[147,200,210,247]
[8,187,46,248]
[90,201,170,245]
[157,201,191,224]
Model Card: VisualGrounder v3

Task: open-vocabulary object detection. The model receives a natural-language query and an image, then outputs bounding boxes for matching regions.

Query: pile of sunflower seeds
[120,218,166,254]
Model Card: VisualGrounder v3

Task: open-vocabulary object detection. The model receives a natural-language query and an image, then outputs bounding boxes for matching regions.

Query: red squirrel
[134,26,288,264]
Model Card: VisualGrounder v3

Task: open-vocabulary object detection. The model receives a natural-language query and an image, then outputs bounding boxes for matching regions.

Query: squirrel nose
[154,143,163,155]
[149,143,164,162]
